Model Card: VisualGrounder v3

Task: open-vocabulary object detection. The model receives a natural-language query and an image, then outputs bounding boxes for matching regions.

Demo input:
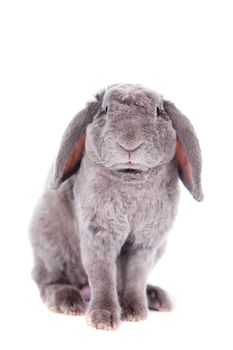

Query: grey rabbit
[30,84,203,330]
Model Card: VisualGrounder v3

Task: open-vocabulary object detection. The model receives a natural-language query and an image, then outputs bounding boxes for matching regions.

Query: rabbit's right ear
[51,91,105,189]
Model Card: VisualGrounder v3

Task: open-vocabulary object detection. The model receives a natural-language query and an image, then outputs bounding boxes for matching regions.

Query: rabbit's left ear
[163,100,204,201]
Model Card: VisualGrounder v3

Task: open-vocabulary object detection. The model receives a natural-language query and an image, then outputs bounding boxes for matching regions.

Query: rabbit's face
[85,84,176,172]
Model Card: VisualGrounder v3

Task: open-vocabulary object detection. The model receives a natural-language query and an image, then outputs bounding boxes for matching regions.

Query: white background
[0,0,232,349]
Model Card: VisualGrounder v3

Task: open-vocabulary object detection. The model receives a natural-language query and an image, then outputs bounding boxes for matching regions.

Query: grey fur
[30,84,203,330]
[51,91,105,188]
[163,100,203,201]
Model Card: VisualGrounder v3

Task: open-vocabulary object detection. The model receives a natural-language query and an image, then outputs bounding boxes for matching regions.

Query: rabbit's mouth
[108,161,149,172]
[117,168,143,174]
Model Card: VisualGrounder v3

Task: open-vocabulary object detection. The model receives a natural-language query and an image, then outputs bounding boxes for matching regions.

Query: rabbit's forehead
[103,84,162,113]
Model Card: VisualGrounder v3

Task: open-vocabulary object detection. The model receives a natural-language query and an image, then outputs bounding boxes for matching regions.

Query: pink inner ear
[63,133,86,180]
[176,138,193,187]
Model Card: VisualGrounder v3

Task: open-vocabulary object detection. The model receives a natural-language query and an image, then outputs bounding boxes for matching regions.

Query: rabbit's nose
[117,142,143,153]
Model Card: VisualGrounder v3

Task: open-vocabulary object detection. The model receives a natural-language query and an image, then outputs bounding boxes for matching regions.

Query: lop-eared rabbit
[30,84,203,330]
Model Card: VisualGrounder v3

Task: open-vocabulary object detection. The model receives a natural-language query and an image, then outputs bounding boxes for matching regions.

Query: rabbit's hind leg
[146,284,172,312]
[43,284,86,315]
[32,259,87,316]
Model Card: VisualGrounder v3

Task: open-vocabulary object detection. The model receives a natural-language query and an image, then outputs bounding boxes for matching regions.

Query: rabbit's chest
[76,165,179,244]
[97,180,176,238]
[118,186,173,230]
[116,185,178,248]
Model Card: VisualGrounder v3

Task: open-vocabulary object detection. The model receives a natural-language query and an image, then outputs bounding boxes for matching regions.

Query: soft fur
[30,84,203,330]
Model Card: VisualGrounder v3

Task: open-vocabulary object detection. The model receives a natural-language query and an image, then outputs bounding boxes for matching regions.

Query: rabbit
[29,83,203,330]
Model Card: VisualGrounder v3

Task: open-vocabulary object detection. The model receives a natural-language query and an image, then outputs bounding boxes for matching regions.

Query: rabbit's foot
[86,308,120,330]
[44,284,86,315]
[146,284,172,311]
[121,297,148,322]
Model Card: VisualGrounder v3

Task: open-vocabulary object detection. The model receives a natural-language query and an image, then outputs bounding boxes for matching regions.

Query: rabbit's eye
[105,106,108,113]
[156,107,162,117]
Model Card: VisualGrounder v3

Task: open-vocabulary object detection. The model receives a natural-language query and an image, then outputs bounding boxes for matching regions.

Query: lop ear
[51,91,105,189]
[163,100,203,201]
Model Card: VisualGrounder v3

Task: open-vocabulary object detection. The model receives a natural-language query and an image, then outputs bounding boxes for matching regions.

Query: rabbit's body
[75,154,179,269]
[30,153,178,315]
[30,84,203,329]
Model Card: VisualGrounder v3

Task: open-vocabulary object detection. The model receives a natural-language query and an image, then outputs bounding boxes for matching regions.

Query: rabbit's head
[52,84,203,201]
[85,84,176,173]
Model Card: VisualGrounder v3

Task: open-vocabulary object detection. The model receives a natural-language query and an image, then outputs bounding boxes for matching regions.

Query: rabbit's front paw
[86,308,120,330]
[121,298,148,322]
